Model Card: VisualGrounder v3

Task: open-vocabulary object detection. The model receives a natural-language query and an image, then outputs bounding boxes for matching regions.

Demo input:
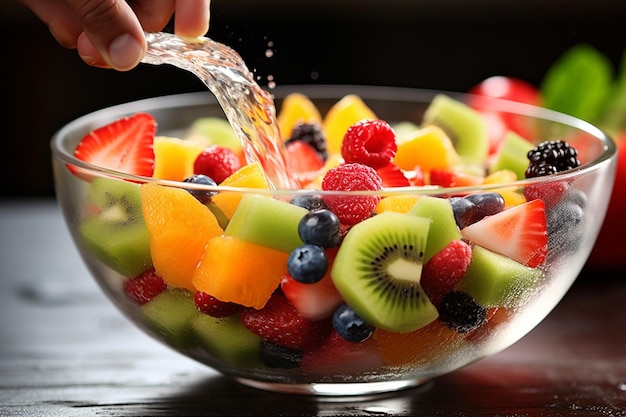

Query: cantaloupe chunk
[394,126,460,172]
[375,195,420,214]
[276,93,323,140]
[192,235,288,309]
[152,136,205,181]
[211,163,271,218]
[322,94,377,155]
[141,183,223,291]
[375,320,465,367]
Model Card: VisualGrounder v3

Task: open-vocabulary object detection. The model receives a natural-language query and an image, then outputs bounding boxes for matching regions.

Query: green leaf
[597,50,626,136]
[540,44,614,123]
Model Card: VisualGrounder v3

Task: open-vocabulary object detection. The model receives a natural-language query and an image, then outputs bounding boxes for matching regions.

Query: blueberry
[183,174,218,204]
[298,209,341,248]
[451,193,505,229]
[438,291,487,334]
[289,195,329,211]
[332,303,375,342]
[287,244,328,283]
[450,196,475,229]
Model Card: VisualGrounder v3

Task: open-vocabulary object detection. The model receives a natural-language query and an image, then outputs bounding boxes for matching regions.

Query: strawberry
[281,249,344,321]
[377,162,410,187]
[460,199,548,268]
[72,112,156,178]
[123,268,167,305]
[421,240,473,307]
[240,292,332,350]
[194,291,242,318]
[285,140,325,186]
[300,331,382,376]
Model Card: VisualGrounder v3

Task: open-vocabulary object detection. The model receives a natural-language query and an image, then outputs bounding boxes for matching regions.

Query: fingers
[63,0,146,71]
[174,0,211,37]
[20,0,83,49]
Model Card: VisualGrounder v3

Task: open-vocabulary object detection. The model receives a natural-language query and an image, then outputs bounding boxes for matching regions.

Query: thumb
[66,0,146,71]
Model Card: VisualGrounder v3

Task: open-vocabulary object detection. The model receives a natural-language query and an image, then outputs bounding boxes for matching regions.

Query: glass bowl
[51,85,616,396]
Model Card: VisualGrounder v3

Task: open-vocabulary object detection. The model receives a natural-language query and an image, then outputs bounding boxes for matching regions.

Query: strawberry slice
[460,199,548,268]
[377,162,410,187]
[71,112,156,178]
[281,248,343,321]
[285,140,325,186]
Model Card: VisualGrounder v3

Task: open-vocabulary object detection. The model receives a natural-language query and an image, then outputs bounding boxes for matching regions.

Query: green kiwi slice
[422,94,488,165]
[331,212,439,333]
[488,131,535,180]
[79,177,152,277]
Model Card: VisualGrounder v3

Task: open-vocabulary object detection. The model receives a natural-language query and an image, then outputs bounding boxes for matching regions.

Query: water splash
[142,32,297,189]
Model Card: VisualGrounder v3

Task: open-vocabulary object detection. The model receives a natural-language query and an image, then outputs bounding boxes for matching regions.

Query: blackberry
[259,341,302,369]
[525,140,580,178]
[286,122,328,161]
[438,291,487,334]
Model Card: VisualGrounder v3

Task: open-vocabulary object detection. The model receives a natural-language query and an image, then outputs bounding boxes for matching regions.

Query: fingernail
[108,34,143,70]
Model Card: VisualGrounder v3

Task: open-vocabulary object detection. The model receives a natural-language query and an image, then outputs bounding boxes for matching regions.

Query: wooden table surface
[1,199,625,417]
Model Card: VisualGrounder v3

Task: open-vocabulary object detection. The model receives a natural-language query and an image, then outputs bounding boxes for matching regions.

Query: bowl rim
[50,84,617,196]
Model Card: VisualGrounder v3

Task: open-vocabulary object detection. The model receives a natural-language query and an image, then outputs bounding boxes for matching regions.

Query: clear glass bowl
[51,85,617,396]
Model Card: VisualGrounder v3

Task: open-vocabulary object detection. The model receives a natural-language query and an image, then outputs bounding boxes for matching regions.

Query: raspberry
[193,145,242,184]
[421,240,472,307]
[123,269,167,305]
[341,119,397,169]
[241,292,332,350]
[321,163,383,226]
[194,291,242,318]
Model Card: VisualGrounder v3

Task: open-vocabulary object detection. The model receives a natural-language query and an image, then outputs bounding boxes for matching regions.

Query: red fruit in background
[71,112,156,178]
[377,163,410,188]
[193,145,242,184]
[468,76,542,152]
[586,132,626,270]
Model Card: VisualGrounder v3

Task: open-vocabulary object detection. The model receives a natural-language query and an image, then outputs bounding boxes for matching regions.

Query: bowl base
[234,377,431,396]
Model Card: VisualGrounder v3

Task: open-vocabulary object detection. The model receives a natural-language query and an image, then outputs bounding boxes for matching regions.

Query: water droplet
[265,49,274,58]
[619,382,626,391]
[310,71,319,80]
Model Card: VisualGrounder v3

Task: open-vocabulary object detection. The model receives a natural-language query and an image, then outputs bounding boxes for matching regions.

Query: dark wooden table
[1,199,625,416]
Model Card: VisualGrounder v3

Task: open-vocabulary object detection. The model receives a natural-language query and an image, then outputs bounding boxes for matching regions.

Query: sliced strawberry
[460,199,548,268]
[285,140,325,187]
[377,162,410,187]
[429,169,484,188]
[71,112,156,178]
[281,249,343,321]
[240,292,332,350]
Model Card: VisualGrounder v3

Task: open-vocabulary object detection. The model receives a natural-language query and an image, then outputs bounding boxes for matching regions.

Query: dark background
[2,0,625,198]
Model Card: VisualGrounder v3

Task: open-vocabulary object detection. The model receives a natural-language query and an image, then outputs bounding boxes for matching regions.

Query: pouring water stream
[141,31,297,190]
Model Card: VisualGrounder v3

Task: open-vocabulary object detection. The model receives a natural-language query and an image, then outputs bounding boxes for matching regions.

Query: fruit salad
[60,89,611,389]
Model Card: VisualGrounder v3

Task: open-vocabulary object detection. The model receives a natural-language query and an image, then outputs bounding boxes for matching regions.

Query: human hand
[19,0,210,71]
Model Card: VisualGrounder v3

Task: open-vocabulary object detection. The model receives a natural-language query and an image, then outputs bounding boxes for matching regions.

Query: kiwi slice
[140,288,198,349]
[458,246,544,307]
[191,314,263,367]
[422,94,488,165]
[331,212,439,333]
[79,177,152,277]
[408,195,462,262]
[489,131,535,180]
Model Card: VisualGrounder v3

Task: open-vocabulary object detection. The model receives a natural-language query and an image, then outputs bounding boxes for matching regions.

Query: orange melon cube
[192,235,288,309]
[211,163,271,218]
[152,136,205,181]
[375,195,420,214]
[322,94,377,155]
[394,126,460,172]
[141,183,223,291]
[276,93,323,140]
